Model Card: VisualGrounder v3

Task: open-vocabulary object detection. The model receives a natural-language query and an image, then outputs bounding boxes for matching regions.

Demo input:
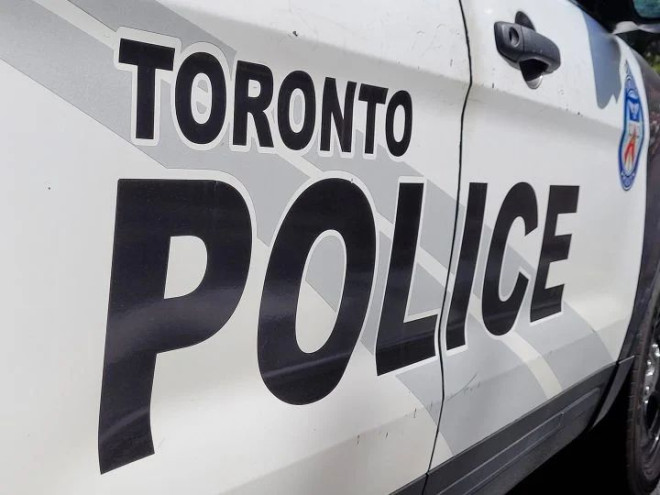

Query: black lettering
[358,84,388,155]
[482,183,538,336]
[174,52,227,145]
[320,78,357,153]
[278,70,316,151]
[385,90,413,157]
[233,61,274,148]
[531,185,579,321]
[99,179,251,473]
[118,38,175,140]
[258,178,376,404]
[446,183,488,350]
[376,182,436,374]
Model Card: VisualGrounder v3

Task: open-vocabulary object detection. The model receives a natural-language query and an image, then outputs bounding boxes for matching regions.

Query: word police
[117,35,414,157]
[99,177,579,473]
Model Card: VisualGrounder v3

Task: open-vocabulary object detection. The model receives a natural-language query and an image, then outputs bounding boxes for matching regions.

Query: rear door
[0,0,469,493]
[427,0,648,487]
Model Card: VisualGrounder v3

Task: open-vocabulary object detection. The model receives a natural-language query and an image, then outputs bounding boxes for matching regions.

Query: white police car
[2,0,660,493]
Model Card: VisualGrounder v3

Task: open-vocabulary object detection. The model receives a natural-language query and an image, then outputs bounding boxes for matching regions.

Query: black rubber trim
[391,475,426,495]
[593,355,634,426]
[421,365,613,495]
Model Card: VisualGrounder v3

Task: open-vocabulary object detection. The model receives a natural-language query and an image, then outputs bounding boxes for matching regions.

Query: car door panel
[431,0,648,469]
[0,0,469,493]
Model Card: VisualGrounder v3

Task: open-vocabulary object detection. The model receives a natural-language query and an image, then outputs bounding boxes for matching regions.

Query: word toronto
[116,32,414,157]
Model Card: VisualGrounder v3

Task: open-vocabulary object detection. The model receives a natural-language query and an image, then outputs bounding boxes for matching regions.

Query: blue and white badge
[619,62,644,191]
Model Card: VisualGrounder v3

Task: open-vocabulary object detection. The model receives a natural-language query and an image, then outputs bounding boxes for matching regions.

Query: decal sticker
[115,31,414,159]
[445,183,579,350]
[619,62,645,191]
[99,27,584,473]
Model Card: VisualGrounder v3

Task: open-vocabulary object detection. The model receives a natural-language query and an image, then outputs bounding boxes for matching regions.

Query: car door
[424,0,649,492]
[0,0,469,493]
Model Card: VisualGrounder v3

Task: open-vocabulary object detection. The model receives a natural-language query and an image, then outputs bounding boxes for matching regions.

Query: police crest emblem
[619,62,644,191]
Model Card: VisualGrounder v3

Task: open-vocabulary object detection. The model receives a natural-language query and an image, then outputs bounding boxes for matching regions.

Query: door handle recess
[494,21,561,80]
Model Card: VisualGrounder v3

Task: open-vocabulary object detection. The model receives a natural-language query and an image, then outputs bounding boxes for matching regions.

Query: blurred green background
[625,32,660,72]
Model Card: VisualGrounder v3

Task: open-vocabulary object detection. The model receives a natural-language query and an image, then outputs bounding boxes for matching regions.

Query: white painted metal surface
[0,0,652,493]
[0,0,469,493]
[433,0,648,467]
